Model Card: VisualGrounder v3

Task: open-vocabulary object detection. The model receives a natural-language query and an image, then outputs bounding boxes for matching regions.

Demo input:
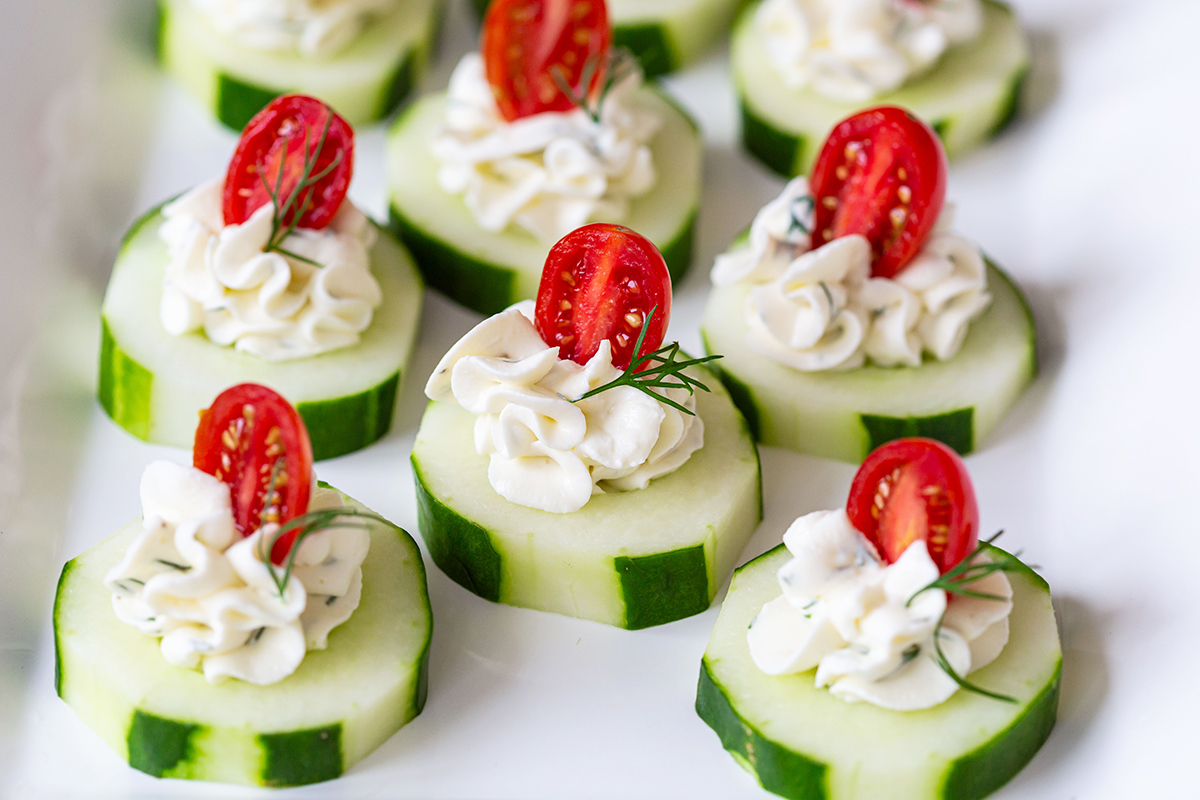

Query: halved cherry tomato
[846,437,979,574]
[810,106,947,279]
[194,384,313,565]
[482,0,611,122]
[223,95,354,231]
[535,223,670,370]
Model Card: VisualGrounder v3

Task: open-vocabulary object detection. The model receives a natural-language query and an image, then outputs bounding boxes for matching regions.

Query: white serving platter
[2,0,1198,797]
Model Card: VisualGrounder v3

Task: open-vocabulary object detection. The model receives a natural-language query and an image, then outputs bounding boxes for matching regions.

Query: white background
[2,0,1199,797]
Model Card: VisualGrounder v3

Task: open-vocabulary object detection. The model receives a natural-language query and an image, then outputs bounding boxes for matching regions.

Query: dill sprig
[254,461,390,598]
[907,531,1031,703]
[550,47,640,125]
[257,105,343,268]
[571,305,722,416]
[256,506,391,599]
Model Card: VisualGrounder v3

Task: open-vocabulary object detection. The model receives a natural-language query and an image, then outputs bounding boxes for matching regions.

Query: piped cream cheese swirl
[189,0,399,57]
[425,302,703,514]
[747,509,1012,711]
[104,461,369,686]
[159,178,383,362]
[430,54,661,244]
[755,0,984,102]
[712,177,991,371]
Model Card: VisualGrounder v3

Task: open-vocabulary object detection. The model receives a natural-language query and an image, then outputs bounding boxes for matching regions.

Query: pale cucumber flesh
[54,490,432,787]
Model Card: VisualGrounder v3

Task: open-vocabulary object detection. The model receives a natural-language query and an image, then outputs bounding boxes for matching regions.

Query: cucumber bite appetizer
[55,384,432,787]
[413,224,761,628]
[469,0,745,78]
[386,0,702,315]
[158,0,444,130]
[734,0,1029,176]
[100,95,423,460]
[698,438,1060,799]
[702,107,1035,462]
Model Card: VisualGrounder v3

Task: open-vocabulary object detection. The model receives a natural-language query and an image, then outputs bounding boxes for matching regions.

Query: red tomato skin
[223,95,354,231]
[534,223,671,370]
[846,437,979,574]
[810,106,947,279]
[482,0,611,122]
[193,383,314,564]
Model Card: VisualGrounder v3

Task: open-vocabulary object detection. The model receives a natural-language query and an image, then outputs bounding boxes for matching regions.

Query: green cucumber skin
[127,711,201,780]
[98,317,153,442]
[735,0,1030,177]
[412,454,504,603]
[296,372,400,460]
[54,492,433,788]
[388,204,517,317]
[697,544,1061,800]
[388,202,696,316]
[259,726,342,787]
[52,559,77,698]
[741,101,806,178]
[616,545,711,631]
[697,660,831,800]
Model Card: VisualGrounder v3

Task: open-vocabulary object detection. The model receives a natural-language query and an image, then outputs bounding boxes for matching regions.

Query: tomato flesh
[194,384,314,565]
[846,437,978,574]
[810,106,947,279]
[535,223,671,370]
[482,0,611,122]
[223,95,354,231]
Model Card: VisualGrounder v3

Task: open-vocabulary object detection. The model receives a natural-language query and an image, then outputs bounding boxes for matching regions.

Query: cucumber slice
[99,204,424,460]
[469,0,745,77]
[700,261,1036,462]
[385,90,701,315]
[53,489,432,788]
[733,0,1030,177]
[158,0,444,130]
[410,366,762,629]
[697,543,1060,800]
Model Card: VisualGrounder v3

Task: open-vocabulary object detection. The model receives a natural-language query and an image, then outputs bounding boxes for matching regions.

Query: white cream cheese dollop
[159,177,383,362]
[190,0,399,57]
[430,53,660,244]
[425,301,703,514]
[747,509,1012,711]
[712,176,991,371]
[755,0,983,102]
[104,461,370,686]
